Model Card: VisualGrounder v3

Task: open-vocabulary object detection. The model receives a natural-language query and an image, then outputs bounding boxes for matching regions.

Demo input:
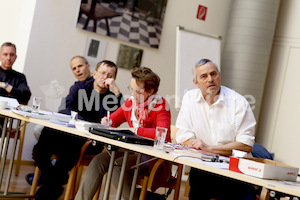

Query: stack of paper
[12,109,71,122]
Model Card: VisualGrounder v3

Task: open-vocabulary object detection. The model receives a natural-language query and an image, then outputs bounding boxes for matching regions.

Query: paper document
[0,96,19,108]
[12,109,71,122]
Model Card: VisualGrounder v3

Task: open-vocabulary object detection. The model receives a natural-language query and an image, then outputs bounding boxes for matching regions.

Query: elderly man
[70,55,92,82]
[0,42,31,104]
[176,58,256,200]
[34,55,93,140]
[57,56,93,111]
[32,56,94,142]
[26,56,94,185]
[33,60,123,200]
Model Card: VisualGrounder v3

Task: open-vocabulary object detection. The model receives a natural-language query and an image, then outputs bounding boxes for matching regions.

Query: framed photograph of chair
[77,0,168,49]
[85,36,107,71]
[116,44,143,70]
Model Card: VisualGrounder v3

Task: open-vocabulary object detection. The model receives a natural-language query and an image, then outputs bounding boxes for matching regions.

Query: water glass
[154,127,167,150]
[32,97,42,114]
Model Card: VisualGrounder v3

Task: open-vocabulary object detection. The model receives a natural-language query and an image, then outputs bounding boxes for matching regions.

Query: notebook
[89,127,154,146]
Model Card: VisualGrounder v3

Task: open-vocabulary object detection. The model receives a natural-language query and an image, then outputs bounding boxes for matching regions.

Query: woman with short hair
[75,67,171,200]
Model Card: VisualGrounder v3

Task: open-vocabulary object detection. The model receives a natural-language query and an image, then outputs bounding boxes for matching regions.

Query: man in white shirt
[176,58,256,200]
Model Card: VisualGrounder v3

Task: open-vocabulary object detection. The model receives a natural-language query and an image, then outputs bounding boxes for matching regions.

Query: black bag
[84,140,104,155]
[145,191,166,200]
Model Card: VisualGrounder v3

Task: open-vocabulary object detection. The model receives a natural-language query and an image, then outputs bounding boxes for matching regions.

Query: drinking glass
[154,127,167,150]
[32,97,42,114]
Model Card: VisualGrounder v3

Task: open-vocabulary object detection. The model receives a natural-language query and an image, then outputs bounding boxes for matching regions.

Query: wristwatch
[3,82,8,89]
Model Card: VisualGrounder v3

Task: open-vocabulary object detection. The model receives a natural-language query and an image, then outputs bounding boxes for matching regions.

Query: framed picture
[77,0,168,49]
[116,44,143,70]
[85,36,107,70]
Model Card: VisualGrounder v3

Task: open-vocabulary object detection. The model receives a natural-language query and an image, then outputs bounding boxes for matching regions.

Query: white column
[221,0,280,120]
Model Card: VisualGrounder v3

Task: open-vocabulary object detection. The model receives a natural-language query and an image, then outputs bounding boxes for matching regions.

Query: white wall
[257,0,300,169]
[0,0,23,46]
[0,0,37,73]
[0,0,232,161]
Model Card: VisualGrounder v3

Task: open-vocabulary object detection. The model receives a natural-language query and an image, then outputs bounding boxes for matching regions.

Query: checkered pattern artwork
[77,1,166,49]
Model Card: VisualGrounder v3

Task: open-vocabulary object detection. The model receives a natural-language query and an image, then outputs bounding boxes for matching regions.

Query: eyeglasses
[96,70,114,78]
[128,86,145,95]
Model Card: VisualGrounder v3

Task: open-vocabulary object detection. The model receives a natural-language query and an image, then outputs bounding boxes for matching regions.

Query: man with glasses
[33,60,123,200]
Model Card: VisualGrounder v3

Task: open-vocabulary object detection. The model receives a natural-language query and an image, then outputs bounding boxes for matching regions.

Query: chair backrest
[251,142,274,160]
[170,125,178,144]
[137,125,183,200]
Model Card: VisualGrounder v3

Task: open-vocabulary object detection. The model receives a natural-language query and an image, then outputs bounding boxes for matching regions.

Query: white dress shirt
[176,86,256,147]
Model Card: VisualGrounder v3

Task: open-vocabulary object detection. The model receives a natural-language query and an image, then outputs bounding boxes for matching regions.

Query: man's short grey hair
[193,58,219,82]
[1,42,17,53]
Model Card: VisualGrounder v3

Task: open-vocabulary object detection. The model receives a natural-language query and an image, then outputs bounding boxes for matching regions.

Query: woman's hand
[101,116,112,126]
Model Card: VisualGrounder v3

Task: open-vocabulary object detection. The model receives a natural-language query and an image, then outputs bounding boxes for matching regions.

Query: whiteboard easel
[175,26,221,110]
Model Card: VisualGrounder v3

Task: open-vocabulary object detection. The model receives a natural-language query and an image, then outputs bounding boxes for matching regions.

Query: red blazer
[109,97,171,142]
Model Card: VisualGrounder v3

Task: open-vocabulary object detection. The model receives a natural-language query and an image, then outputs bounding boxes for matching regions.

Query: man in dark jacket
[34,60,123,200]
[0,42,31,104]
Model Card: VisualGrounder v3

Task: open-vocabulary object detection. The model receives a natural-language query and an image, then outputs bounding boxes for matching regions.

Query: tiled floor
[3,163,189,200]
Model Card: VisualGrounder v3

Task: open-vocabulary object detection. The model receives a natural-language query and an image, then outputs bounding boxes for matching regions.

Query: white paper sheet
[0,96,19,108]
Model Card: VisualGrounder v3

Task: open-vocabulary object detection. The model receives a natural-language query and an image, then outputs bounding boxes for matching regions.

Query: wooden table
[0,109,299,199]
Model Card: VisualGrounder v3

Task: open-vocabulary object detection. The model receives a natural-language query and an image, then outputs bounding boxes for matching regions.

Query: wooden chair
[183,174,191,197]
[30,140,102,200]
[64,140,103,200]
[78,0,121,35]
[136,125,183,200]
[137,159,183,200]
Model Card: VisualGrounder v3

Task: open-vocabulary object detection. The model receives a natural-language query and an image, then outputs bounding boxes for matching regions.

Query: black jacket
[59,79,124,123]
[0,67,31,104]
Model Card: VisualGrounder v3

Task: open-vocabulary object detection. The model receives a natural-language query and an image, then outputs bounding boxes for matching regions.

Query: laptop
[89,127,154,146]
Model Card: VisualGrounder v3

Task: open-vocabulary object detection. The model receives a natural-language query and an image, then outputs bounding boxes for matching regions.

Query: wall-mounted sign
[196,5,207,21]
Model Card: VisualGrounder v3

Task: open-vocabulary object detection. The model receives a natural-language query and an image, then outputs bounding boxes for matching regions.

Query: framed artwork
[77,0,168,49]
[116,44,143,70]
[85,36,107,70]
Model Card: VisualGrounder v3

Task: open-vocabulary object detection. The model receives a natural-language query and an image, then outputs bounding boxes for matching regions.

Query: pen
[107,111,110,119]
